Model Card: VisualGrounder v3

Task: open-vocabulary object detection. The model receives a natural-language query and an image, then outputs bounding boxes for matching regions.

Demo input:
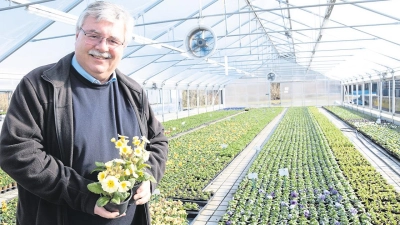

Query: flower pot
[104,183,141,215]
[104,191,132,215]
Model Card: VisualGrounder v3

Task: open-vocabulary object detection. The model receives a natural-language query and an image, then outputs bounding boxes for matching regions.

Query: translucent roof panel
[1,0,399,91]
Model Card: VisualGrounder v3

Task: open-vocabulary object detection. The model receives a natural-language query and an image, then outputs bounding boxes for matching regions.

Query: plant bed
[170,198,208,207]
[324,106,400,160]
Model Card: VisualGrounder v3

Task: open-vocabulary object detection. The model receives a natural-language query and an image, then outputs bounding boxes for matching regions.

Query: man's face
[75,16,126,82]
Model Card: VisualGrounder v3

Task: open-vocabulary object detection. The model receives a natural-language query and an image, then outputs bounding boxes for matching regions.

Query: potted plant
[87,135,156,215]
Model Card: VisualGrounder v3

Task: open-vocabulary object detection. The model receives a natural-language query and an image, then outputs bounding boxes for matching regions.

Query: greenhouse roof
[0,0,399,90]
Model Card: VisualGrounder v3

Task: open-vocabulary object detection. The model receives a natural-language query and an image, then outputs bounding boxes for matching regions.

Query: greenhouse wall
[224,78,341,108]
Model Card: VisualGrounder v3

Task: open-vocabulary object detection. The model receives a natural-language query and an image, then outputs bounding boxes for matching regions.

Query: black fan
[185,25,217,58]
[267,72,276,81]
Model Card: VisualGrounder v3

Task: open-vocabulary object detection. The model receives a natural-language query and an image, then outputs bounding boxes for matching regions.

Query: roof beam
[135,0,389,27]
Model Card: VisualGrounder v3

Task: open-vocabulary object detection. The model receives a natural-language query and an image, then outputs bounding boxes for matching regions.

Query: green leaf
[144,173,157,183]
[128,178,137,185]
[95,162,105,167]
[91,167,105,173]
[97,196,110,207]
[87,183,103,194]
[111,197,121,204]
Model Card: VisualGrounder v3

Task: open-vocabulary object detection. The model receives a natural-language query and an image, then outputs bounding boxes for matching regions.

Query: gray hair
[76,1,134,46]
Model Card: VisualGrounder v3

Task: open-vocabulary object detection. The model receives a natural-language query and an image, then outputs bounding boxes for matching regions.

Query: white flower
[101,176,120,193]
[113,159,125,164]
[119,181,131,192]
[134,147,143,156]
[141,136,150,143]
[143,150,150,161]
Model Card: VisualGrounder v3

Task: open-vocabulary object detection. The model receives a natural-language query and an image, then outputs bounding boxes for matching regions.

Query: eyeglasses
[80,28,124,49]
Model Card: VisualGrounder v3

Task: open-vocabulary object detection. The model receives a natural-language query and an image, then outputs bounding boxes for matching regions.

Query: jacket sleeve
[142,92,168,192]
[0,76,98,214]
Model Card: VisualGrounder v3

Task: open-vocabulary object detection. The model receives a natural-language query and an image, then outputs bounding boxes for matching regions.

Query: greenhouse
[1,0,400,224]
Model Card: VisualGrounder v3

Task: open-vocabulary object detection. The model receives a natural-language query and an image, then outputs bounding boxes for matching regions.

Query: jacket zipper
[53,87,65,163]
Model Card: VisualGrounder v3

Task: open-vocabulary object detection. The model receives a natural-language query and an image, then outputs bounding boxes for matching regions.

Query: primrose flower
[87,135,156,209]
[105,161,113,169]
[141,136,150,143]
[119,181,131,192]
[113,159,125,164]
[134,147,143,156]
[97,171,107,181]
[101,176,120,193]
[143,150,150,161]
[133,138,141,146]
[120,145,132,155]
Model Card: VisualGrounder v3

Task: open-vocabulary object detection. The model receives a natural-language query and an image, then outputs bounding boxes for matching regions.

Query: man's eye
[88,35,100,39]
[109,39,120,45]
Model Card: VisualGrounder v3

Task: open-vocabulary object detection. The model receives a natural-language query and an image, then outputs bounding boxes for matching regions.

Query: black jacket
[0,53,168,225]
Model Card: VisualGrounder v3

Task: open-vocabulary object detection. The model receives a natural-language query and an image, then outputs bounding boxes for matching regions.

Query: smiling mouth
[88,50,112,59]
[90,54,110,60]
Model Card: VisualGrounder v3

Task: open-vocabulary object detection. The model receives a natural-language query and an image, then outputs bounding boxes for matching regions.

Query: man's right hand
[94,205,126,219]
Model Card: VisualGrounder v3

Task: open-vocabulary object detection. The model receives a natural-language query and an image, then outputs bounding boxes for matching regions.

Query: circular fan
[185,25,217,58]
[267,72,276,81]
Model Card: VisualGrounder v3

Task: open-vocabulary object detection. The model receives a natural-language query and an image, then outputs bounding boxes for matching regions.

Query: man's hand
[94,205,126,219]
[134,180,151,205]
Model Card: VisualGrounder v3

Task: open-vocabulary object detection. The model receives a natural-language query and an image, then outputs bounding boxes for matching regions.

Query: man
[0,1,168,225]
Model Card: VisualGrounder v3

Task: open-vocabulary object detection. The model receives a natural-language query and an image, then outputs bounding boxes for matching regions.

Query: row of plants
[324,106,400,159]
[311,107,400,224]
[0,170,15,193]
[220,107,369,225]
[0,196,187,225]
[158,108,283,201]
[0,198,17,225]
[161,109,242,137]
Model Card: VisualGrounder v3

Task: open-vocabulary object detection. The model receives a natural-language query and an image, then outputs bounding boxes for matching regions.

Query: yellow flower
[97,171,107,182]
[2,201,7,212]
[134,147,142,156]
[133,138,141,146]
[124,169,131,176]
[120,145,132,155]
[115,140,125,148]
[101,176,119,193]
[105,161,113,169]
[110,137,116,143]
[119,181,131,192]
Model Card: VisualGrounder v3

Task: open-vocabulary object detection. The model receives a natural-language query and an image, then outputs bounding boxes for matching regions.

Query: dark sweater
[68,68,141,225]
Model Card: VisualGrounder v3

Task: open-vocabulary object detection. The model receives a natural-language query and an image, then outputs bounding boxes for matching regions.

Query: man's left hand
[133,180,151,205]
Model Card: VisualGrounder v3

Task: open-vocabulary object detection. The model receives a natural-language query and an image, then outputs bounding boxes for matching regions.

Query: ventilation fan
[267,72,276,81]
[185,25,217,59]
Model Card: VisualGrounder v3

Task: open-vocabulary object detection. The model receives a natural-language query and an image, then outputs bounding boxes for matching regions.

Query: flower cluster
[87,135,156,207]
